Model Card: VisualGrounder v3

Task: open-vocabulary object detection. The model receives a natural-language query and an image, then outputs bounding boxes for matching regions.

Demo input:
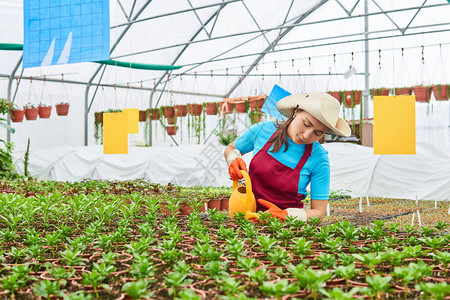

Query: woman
[224,91,351,222]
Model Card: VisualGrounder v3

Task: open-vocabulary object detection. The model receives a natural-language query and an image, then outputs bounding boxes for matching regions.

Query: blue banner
[23,0,110,68]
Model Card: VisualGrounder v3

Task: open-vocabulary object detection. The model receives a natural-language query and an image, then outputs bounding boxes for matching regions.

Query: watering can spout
[228,170,257,220]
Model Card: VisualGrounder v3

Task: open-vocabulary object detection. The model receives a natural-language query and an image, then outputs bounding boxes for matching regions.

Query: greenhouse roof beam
[186,0,211,38]
[152,3,230,109]
[403,0,428,34]
[116,0,130,21]
[129,0,138,20]
[334,0,360,16]
[240,0,270,46]
[370,0,402,34]
[110,0,241,29]
[225,0,329,97]
[113,3,447,60]
[209,2,226,36]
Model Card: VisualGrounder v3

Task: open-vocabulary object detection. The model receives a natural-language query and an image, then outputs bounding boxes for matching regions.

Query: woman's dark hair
[268,108,300,153]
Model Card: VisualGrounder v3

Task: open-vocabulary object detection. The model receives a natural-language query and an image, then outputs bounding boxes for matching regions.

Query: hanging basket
[395,87,412,96]
[432,85,449,101]
[371,88,390,97]
[174,104,188,117]
[413,86,432,103]
[24,107,39,120]
[11,109,25,123]
[139,110,147,122]
[204,102,218,115]
[55,103,70,116]
[95,112,103,124]
[38,105,52,119]
[188,104,203,116]
[167,117,176,125]
[233,98,248,113]
[149,108,161,120]
[343,90,361,108]
[327,91,342,103]
[219,101,234,114]
[249,96,266,111]
[162,106,175,118]
[166,125,178,135]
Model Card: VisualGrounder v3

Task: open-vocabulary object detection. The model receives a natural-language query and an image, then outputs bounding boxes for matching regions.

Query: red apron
[249,131,312,211]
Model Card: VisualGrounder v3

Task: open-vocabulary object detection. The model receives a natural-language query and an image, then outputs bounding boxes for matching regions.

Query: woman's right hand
[228,157,247,181]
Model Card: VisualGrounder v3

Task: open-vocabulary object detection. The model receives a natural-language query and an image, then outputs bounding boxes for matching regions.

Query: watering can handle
[232,170,253,202]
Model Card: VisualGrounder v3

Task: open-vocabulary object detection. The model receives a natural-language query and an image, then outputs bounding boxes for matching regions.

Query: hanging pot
[413,86,432,103]
[165,125,178,135]
[327,91,342,103]
[55,103,69,116]
[395,87,412,96]
[162,106,175,118]
[344,90,361,108]
[95,112,103,124]
[205,102,218,115]
[432,84,449,101]
[166,116,176,125]
[234,98,248,113]
[371,88,390,97]
[149,108,160,120]
[24,107,39,120]
[139,110,147,122]
[188,104,203,116]
[219,101,234,114]
[174,104,188,117]
[249,96,266,111]
[11,109,25,122]
[38,105,52,119]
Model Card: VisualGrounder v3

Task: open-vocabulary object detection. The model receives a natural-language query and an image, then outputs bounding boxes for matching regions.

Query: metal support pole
[84,84,91,146]
[364,0,370,119]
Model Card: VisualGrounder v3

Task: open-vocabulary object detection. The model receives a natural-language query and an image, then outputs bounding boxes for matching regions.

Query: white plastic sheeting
[13,142,450,201]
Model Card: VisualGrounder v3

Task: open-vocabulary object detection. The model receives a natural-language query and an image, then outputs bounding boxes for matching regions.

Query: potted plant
[55,102,70,116]
[327,91,342,103]
[395,87,412,96]
[139,110,147,122]
[38,104,52,119]
[343,90,361,108]
[204,102,218,115]
[249,110,263,124]
[188,103,203,116]
[413,85,432,103]
[24,103,39,120]
[432,84,449,101]
[166,125,178,136]
[10,105,25,123]
[174,104,188,117]
[161,106,175,118]
[371,88,390,97]
[219,100,234,114]
[148,108,160,121]
[234,98,248,113]
[249,95,267,112]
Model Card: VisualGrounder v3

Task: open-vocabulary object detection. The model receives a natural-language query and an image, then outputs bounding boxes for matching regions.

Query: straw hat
[277,91,351,137]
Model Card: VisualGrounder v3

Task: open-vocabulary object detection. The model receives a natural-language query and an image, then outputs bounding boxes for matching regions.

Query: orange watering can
[228,170,259,220]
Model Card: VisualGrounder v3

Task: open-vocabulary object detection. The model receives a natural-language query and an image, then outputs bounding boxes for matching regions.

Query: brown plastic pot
[344,90,361,108]
[24,107,39,120]
[205,102,218,115]
[189,104,203,116]
[327,91,342,103]
[174,104,188,117]
[55,103,69,116]
[395,87,412,95]
[165,126,178,135]
[139,110,147,122]
[162,106,175,118]
[413,86,432,103]
[432,85,449,101]
[207,199,221,210]
[38,106,52,118]
[11,109,25,122]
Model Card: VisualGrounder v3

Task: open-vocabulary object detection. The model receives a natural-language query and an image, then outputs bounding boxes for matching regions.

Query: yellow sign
[373,95,415,155]
[122,108,139,134]
[103,112,128,154]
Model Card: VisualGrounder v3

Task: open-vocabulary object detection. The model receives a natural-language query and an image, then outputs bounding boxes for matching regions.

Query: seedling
[33,280,62,300]
[237,257,260,272]
[320,287,360,300]
[268,248,291,266]
[352,253,382,275]
[360,275,393,300]
[259,279,299,300]
[59,249,88,266]
[204,260,228,280]
[316,252,337,270]
[122,279,154,300]
[295,268,333,299]
[130,257,156,280]
[336,253,355,266]
[414,282,450,300]
[292,237,313,257]
[1,273,27,297]
[165,271,193,297]
[219,277,244,295]
[81,270,107,298]
[175,289,202,300]
[62,291,92,300]
[431,252,450,277]
[334,263,361,285]
[245,267,270,284]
